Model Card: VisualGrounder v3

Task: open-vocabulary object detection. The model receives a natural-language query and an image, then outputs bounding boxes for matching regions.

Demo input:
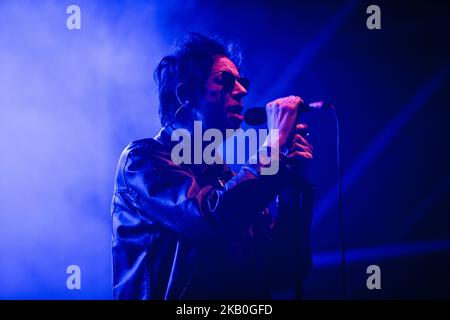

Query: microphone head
[244,107,267,125]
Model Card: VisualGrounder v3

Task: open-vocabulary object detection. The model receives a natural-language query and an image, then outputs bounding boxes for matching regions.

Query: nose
[232,81,247,102]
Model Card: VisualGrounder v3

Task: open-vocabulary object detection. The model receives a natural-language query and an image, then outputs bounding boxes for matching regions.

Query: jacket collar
[154,125,177,150]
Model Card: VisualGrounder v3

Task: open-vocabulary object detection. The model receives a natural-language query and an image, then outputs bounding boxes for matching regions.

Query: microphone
[244,101,332,125]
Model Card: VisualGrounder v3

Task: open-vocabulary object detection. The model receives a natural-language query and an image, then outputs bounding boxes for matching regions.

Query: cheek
[205,84,226,103]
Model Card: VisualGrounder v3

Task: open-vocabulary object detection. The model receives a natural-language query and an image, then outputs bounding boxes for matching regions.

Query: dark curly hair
[153,33,242,126]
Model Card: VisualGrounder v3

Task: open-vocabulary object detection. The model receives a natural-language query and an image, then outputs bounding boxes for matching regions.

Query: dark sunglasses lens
[220,71,249,92]
[221,71,235,91]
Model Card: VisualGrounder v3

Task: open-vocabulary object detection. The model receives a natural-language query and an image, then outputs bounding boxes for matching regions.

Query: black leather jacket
[111,126,313,299]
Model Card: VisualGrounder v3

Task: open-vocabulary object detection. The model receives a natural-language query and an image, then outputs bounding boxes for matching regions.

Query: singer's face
[197,55,248,132]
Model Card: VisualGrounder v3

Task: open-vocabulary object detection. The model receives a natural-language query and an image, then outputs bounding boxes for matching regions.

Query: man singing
[111,33,314,299]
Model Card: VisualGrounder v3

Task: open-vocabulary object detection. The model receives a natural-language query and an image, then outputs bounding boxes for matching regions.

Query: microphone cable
[330,104,347,300]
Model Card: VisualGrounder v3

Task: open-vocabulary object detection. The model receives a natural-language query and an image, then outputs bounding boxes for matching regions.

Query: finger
[287,151,313,159]
[282,96,298,111]
[291,142,312,154]
[275,97,288,105]
[293,133,311,145]
[266,100,278,108]
[267,98,282,107]
[282,96,300,107]
[295,123,309,136]
[294,96,303,106]
[270,96,302,109]
[288,95,303,108]
[293,134,313,149]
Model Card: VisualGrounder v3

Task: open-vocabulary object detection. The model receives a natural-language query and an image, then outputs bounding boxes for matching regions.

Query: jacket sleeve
[119,143,290,242]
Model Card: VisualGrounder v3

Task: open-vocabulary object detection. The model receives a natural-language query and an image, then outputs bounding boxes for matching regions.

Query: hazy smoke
[0,0,169,298]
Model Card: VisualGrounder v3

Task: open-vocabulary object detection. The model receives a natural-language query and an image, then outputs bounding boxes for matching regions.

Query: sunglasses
[211,70,250,92]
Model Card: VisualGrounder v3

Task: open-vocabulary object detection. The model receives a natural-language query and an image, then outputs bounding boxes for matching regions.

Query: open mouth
[227,105,243,116]
[226,105,244,122]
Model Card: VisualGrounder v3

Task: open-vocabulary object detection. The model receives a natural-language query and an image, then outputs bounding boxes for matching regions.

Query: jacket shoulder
[114,138,170,191]
[119,138,169,161]
[125,138,164,153]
